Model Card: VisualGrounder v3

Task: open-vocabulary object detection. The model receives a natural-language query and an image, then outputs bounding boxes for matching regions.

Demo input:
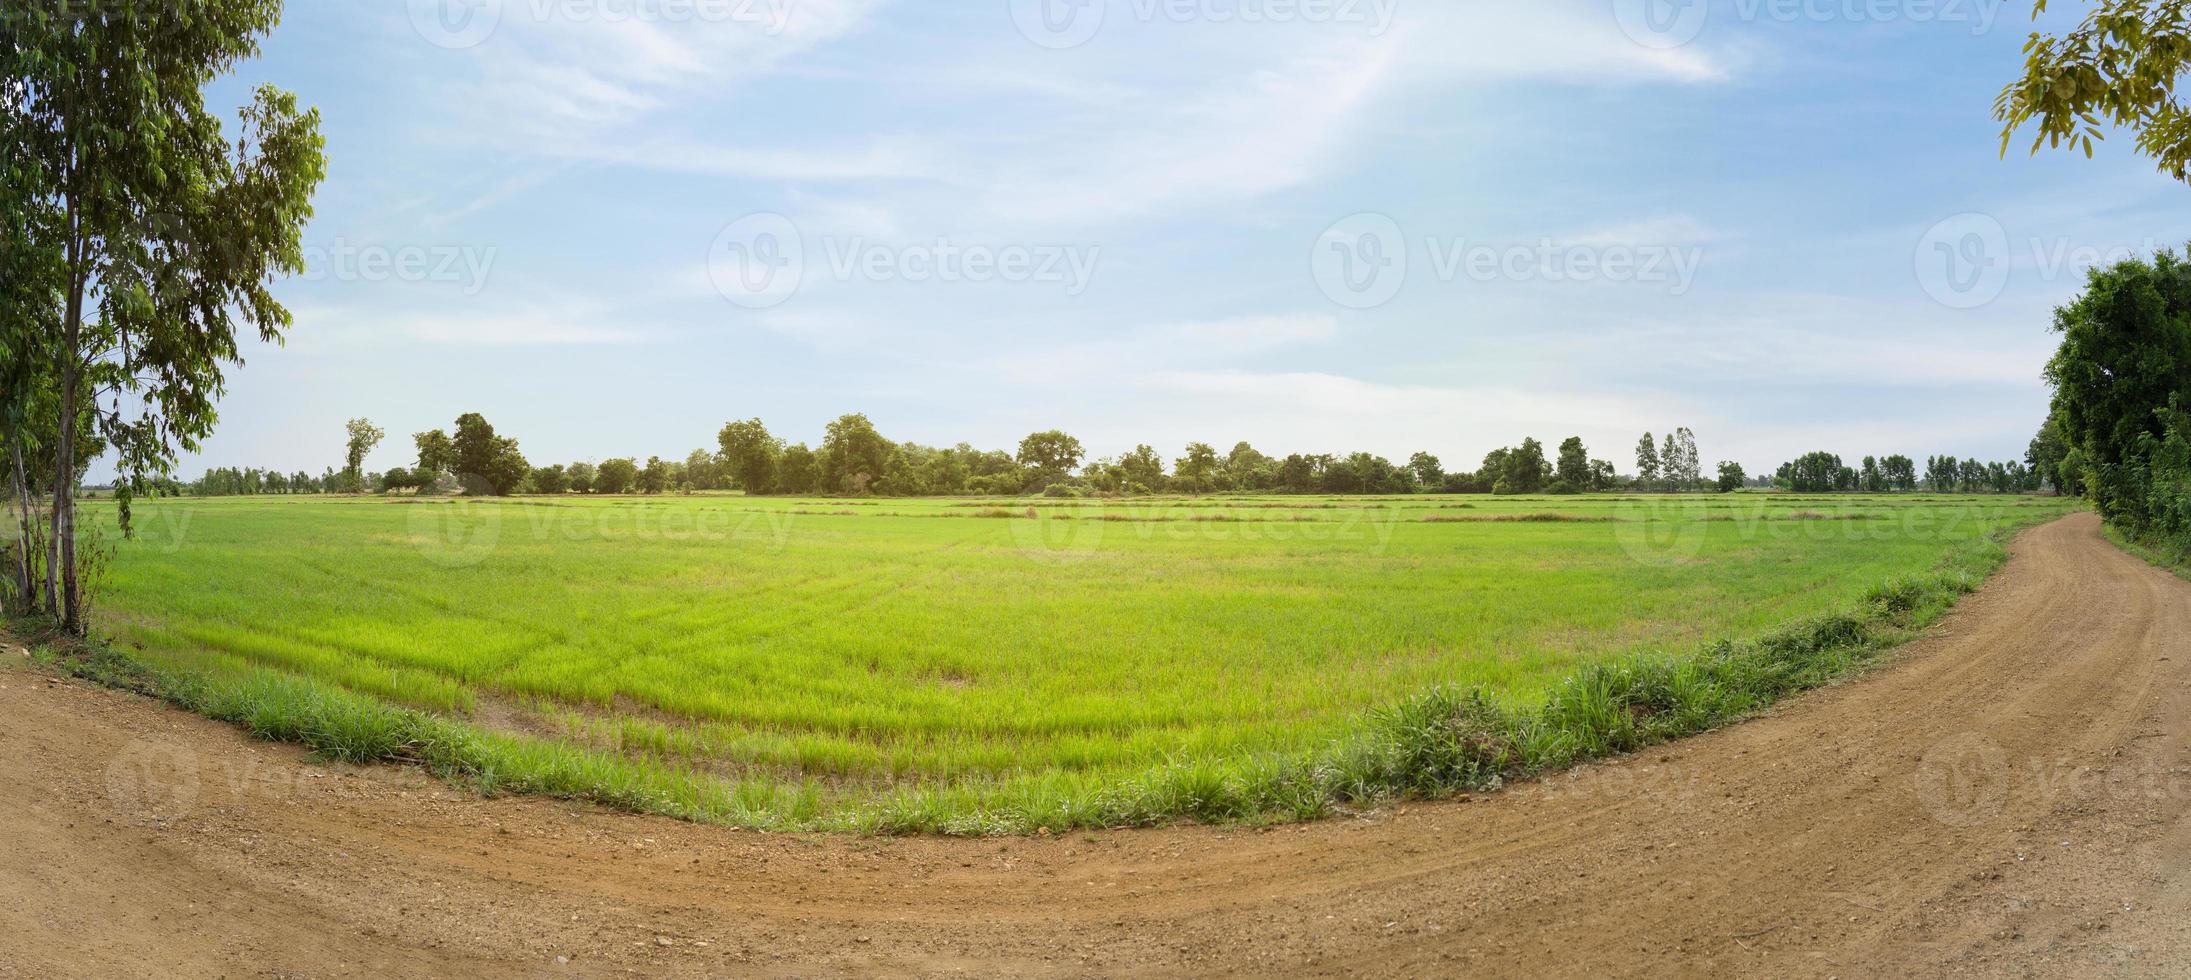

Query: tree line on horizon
[167,414,2049,502]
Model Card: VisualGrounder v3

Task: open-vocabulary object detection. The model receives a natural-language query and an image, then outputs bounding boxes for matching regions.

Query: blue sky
[160,0,2191,480]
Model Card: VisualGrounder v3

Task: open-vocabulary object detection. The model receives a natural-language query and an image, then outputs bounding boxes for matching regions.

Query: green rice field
[84,491,2076,832]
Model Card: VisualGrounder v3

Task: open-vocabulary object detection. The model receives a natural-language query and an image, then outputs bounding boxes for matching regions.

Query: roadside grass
[2103,524,2191,581]
[15,493,2065,834]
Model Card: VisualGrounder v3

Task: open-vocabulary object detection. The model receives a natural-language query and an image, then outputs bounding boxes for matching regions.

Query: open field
[88,491,2076,831]
[9,513,2188,978]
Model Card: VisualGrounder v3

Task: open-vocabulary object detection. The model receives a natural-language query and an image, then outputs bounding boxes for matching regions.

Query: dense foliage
[2044,251,2191,557]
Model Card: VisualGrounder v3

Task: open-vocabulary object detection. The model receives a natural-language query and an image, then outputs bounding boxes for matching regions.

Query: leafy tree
[485,437,529,496]
[594,458,638,494]
[1716,461,1746,493]
[2045,253,2191,519]
[5,4,325,630]
[1408,452,1444,490]
[343,419,384,491]
[2027,418,2072,492]
[1552,437,1590,492]
[1222,442,1276,492]
[778,443,819,495]
[1173,442,1219,494]
[452,413,501,488]
[1996,0,2191,181]
[530,464,568,495]
[1016,430,1084,489]
[820,413,890,495]
[1634,433,1661,490]
[1783,451,1845,493]
[638,456,670,494]
[1120,444,1167,492]
[717,418,782,495]
[414,429,454,478]
[567,461,596,494]
[682,448,720,491]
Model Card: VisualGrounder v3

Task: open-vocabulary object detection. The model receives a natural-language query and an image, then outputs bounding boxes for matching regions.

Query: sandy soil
[4,512,2189,978]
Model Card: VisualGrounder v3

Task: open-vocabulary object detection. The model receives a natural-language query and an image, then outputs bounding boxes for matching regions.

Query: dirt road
[4,512,2190,977]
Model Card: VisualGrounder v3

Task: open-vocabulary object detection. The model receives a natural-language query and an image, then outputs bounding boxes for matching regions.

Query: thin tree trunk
[53,157,83,632]
[55,310,80,635]
[8,432,32,615]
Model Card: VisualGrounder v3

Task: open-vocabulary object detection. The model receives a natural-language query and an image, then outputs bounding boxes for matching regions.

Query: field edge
[5,508,2072,836]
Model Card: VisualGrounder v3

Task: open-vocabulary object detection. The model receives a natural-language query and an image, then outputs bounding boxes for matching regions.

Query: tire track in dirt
[4,512,2189,977]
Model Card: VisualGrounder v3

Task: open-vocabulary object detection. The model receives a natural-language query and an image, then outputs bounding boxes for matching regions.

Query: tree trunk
[8,432,33,616]
[55,309,80,634]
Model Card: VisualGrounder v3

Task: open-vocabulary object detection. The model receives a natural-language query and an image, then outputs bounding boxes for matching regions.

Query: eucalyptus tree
[5,2,325,631]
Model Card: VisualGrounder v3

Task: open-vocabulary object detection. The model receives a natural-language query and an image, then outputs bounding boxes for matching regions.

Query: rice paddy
[85,491,2076,831]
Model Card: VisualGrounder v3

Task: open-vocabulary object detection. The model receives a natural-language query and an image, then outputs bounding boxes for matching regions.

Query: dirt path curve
[6,512,2191,978]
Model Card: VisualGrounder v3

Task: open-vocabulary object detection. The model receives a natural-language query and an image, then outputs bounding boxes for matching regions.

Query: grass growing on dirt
[48,491,2073,832]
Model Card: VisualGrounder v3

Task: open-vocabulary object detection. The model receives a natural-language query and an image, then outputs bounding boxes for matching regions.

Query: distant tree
[820,413,891,495]
[1016,430,1085,489]
[1277,453,1316,494]
[1552,437,1590,492]
[2027,419,2071,493]
[344,419,385,492]
[1881,454,1918,491]
[1784,451,1844,493]
[567,460,597,494]
[1588,459,1616,491]
[1222,442,1276,492]
[1635,433,1661,490]
[679,449,714,491]
[452,413,500,489]
[1173,442,1220,494]
[778,443,819,495]
[717,418,782,495]
[414,429,455,479]
[1716,461,1746,493]
[1120,444,1167,492]
[638,456,670,494]
[1408,452,1444,490]
[483,437,529,496]
[530,464,568,495]
[594,458,638,494]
